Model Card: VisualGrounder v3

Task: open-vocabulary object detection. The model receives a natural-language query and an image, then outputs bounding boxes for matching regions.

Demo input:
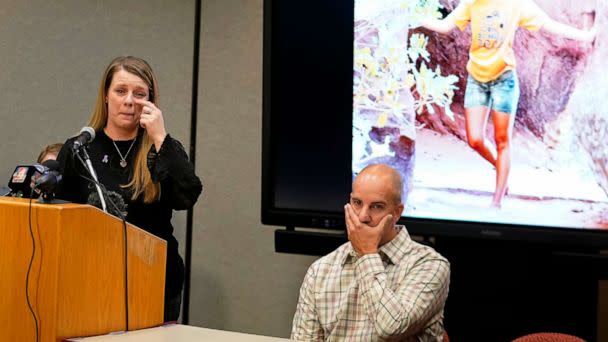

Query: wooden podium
[0,197,166,341]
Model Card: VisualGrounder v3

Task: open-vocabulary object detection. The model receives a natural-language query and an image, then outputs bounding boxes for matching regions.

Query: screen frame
[261,0,608,250]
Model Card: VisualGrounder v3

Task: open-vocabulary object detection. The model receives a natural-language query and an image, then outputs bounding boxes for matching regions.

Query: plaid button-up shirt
[291,227,450,341]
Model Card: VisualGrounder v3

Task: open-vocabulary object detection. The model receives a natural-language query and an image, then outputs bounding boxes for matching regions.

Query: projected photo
[353,0,608,229]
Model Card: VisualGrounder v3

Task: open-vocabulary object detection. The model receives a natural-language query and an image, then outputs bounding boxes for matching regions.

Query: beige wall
[0,0,194,176]
[192,0,317,337]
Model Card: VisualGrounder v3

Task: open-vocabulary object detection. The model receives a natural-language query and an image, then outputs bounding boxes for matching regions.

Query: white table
[65,324,292,341]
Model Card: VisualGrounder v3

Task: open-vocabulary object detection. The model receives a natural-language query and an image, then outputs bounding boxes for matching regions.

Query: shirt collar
[342,225,410,266]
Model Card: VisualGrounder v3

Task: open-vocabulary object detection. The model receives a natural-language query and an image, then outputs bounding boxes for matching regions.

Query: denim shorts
[464,70,520,115]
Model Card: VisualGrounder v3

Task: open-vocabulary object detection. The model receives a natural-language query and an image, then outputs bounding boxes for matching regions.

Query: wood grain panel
[0,197,166,342]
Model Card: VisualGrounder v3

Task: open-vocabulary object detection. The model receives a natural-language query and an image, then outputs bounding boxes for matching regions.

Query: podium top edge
[0,196,89,209]
[0,196,168,245]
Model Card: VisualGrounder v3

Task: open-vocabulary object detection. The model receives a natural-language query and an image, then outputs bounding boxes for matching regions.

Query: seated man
[291,164,450,341]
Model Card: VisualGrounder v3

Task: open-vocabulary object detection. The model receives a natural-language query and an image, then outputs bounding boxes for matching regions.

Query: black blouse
[56,129,202,299]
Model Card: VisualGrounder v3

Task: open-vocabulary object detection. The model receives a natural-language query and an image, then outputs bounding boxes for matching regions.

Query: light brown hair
[37,143,63,163]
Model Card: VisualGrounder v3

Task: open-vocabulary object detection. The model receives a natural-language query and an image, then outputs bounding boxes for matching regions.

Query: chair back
[511,332,586,342]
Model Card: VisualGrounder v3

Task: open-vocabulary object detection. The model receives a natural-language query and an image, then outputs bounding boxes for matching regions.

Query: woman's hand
[135,98,167,150]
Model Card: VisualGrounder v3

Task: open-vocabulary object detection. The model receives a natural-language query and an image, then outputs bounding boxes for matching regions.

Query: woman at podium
[56,56,202,322]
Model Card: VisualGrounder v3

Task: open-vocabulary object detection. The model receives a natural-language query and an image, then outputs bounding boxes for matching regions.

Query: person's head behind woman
[89,56,160,203]
[37,143,63,164]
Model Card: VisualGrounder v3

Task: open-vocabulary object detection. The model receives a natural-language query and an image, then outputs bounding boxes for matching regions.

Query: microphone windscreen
[72,127,96,151]
[87,190,128,218]
[80,126,96,141]
[41,159,60,171]
[35,160,62,193]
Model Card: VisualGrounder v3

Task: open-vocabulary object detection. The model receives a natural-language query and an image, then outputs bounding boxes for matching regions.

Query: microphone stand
[71,153,130,331]
[75,147,107,213]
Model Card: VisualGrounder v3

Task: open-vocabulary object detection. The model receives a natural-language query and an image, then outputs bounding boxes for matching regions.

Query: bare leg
[465,106,497,166]
[491,110,515,207]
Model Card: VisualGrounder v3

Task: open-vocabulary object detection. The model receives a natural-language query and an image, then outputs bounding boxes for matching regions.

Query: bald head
[354,164,403,204]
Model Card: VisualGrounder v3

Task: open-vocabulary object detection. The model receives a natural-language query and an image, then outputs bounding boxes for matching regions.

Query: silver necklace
[111,139,137,168]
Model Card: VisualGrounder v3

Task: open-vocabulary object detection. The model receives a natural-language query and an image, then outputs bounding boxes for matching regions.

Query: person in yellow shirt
[420,0,596,207]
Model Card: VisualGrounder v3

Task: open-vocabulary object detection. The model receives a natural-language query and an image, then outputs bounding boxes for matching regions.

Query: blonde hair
[88,56,160,203]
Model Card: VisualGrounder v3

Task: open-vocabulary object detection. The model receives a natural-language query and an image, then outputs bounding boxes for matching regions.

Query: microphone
[7,164,46,198]
[71,127,106,212]
[87,190,127,218]
[72,127,95,151]
[35,160,62,201]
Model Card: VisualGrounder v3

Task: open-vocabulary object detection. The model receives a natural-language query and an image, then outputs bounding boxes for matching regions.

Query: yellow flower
[377,113,388,128]
[406,73,415,88]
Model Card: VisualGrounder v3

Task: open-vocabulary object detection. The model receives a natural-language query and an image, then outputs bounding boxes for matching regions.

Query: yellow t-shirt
[447,0,549,82]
